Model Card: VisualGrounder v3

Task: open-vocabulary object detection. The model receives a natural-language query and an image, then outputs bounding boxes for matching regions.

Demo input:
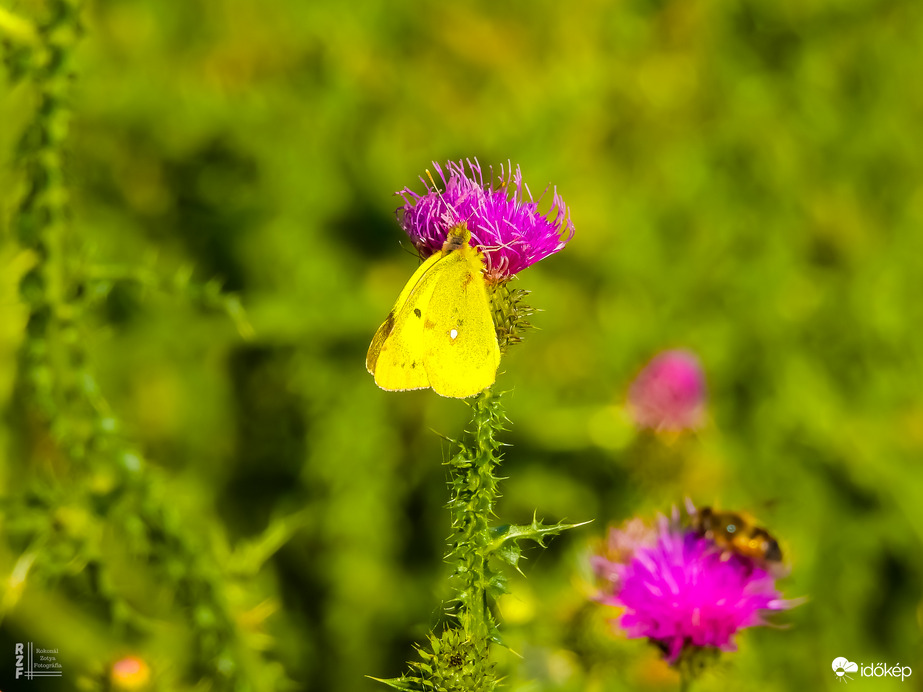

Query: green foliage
[1,3,283,690]
[371,627,496,692]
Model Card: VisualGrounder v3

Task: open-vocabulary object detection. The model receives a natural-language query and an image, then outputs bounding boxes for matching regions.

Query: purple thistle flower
[396,159,574,281]
[628,350,706,432]
[594,509,797,665]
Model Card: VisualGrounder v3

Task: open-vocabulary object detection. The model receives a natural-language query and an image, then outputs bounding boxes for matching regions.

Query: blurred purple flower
[628,350,706,432]
[594,509,796,665]
[396,159,574,281]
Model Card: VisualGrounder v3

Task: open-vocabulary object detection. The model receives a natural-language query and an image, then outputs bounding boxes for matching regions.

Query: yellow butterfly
[367,223,500,398]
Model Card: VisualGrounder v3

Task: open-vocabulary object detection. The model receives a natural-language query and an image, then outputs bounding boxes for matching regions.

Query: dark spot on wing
[414,308,422,318]
[381,312,396,336]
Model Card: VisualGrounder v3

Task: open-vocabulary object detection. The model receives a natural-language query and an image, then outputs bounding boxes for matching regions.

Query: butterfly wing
[421,244,500,398]
[368,251,445,391]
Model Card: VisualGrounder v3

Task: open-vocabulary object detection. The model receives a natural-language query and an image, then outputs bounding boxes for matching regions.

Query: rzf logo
[13,642,64,679]
[15,642,24,679]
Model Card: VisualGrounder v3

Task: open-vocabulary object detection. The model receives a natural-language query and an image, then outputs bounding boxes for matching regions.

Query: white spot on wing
[450,329,458,340]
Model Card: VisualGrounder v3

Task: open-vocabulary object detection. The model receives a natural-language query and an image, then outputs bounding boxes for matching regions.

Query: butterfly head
[442,223,473,254]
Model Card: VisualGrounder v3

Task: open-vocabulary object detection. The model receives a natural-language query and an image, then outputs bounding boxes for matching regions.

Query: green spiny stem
[373,390,506,692]
[446,388,506,649]
[375,388,586,691]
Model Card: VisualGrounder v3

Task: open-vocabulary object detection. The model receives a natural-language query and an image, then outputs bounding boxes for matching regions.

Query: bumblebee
[691,506,783,566]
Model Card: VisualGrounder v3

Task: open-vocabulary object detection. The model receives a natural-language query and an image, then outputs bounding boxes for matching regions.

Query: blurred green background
[2,0,923,690]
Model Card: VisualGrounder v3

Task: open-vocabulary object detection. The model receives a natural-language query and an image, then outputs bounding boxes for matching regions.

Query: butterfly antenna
[476,231,522,275]
[426,168,465,228]
[424,168,439,191]
[397,240,421,259]
[478,230,518,253]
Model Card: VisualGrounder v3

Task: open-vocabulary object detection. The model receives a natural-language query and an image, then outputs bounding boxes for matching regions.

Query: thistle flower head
[396,159,574,282]
[628,350,706,432]
[594,507,796,665]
